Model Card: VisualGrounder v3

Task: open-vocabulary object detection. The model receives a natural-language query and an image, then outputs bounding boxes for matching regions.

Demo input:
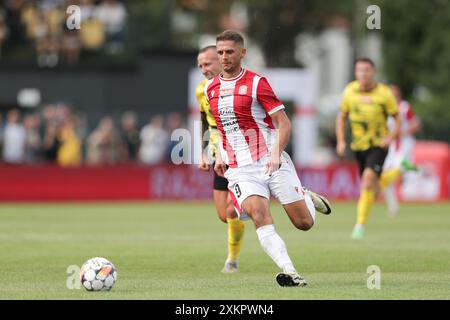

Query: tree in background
[191,0,357,67]
[374,0,450,142]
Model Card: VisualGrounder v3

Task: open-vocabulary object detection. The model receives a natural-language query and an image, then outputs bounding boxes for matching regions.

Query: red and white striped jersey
[204,68,285,168]
[388,100,418,151]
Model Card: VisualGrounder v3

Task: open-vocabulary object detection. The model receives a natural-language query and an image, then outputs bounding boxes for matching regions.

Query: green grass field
[0,201,449,300]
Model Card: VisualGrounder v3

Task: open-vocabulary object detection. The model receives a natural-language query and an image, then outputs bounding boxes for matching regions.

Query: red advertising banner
[0,165,151,201]
[0,163,361,201]
[399,141,450,201]
[0,141,448,202]
[297,163,360,200]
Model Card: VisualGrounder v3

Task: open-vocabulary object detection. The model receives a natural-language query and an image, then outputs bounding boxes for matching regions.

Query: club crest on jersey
[219,88,234,97]
[238,85,247,95]
[360,96,373,103]
[294,186,303,195]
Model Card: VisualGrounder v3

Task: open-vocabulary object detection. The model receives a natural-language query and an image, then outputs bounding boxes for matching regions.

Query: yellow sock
[356,189,376,226]
[379,168,401,190]
[227,218,245,261]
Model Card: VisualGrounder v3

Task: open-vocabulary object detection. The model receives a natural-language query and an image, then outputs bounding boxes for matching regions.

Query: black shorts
[354,147,388,177]
[213,163,229,191]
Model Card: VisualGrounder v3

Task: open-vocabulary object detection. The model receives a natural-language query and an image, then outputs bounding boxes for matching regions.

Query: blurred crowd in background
[0,0,448,167]
[0,0,127,66]
[0,105,186,166]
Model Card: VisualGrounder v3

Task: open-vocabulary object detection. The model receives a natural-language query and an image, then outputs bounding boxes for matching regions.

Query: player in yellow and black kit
[196,46,246,272]
[336,58,402,239]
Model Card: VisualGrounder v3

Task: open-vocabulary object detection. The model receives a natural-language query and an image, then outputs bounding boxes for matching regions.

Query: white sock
[384,185,399,216]
[256,224,296,273]
[304,194,316,222]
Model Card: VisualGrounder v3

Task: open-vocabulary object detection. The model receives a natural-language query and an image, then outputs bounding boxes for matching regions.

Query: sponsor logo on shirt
[360,96,373,103]
[220,88,234,97]
[238,85,247,95]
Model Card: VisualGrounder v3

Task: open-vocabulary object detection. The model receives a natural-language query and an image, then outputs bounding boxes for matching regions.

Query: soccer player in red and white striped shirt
[205,30,332,287]
[383,85,421,215]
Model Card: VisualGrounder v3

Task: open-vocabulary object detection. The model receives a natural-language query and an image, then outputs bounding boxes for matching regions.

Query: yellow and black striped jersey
[196,79,219,159]
[341,81,398,151]
[196,79,217,129]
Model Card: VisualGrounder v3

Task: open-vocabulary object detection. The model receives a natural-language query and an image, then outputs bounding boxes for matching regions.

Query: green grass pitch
[0,201,449,299]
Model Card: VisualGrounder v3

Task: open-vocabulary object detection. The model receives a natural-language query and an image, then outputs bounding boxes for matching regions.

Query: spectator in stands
[73,111,89,143]
[61,1,81,65]
[42,122,60,161]
[94,0,127,54]
[41,104,60,162]
[0,10,9,58]
[38,0,64,12]
[165,112,185,162]
[120,110,139,162]
[54,103,71,123]
[1,0,131,64]
[42,1,64,37]
[34,10,60,67]
[19,1,36,40]
[86,116,121,165]
[57,116,82,167]
[2,109,26,164]
[139,115,168,165]
[23,113,42,163]
[79,0,105,51]
[80,0,96,21]
[3,0,27,49]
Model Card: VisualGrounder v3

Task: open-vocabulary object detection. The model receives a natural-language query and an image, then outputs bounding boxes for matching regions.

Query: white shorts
[224,151,304,212]
[384,139,415,170]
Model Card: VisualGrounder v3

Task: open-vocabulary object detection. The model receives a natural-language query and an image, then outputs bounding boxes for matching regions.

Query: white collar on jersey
[220,68,246,81]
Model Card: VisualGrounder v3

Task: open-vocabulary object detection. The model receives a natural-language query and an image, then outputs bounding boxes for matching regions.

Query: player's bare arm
[380,113,400,149]
[198,111,210,171]
[266,110,291,176]
[404,116,421,136]
[214,135,227,177]
[335,111,348,157]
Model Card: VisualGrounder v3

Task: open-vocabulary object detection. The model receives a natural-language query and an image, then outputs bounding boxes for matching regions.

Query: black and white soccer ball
[80,257,117,291]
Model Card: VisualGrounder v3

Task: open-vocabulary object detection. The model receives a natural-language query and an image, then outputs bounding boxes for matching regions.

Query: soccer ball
[80,257,117,291]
